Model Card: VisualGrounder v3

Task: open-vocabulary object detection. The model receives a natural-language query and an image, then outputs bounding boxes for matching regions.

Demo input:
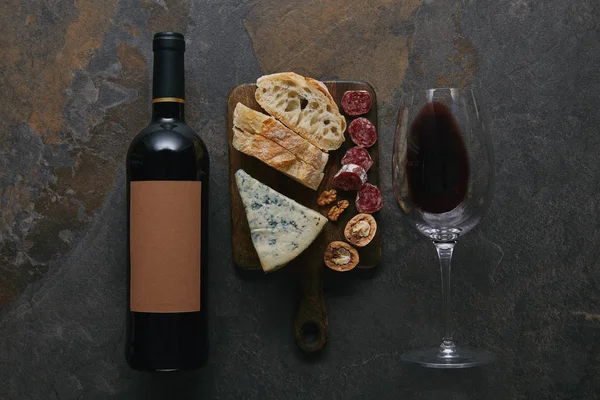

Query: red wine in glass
[406,102,469,214]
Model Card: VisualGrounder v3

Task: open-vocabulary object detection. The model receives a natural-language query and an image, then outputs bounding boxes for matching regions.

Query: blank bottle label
[130,181,201,313]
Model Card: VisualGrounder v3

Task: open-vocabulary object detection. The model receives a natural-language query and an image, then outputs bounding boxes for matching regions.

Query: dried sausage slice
[348,117,377,148]
[341,90,372,116]
[356,183,382,213]
[341,146,374,172]
[333,164,367,191]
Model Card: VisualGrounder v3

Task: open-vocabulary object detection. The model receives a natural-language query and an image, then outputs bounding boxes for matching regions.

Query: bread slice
[255,72,346,152]
[235,169,328,272]
[233,103,328,172]
[232,127,324,190]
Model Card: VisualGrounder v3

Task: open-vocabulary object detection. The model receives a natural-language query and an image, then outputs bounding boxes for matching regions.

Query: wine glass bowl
[393,87,495,368]
[394,88,494,241]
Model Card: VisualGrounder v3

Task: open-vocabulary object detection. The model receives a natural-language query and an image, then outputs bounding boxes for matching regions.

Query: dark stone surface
[0,0,599,398]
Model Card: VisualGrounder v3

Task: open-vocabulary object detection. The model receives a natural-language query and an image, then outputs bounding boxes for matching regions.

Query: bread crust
[255,72,346,152]
[233,103,328,172]
[232,127,324,190]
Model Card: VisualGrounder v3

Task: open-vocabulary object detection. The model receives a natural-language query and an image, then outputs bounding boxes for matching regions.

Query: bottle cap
[153,32,185,52]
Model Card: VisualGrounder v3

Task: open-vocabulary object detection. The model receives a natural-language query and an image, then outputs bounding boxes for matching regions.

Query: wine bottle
[126,32,209,371]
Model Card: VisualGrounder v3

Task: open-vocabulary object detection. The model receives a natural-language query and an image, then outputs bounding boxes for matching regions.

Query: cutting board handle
[294,262,328,354]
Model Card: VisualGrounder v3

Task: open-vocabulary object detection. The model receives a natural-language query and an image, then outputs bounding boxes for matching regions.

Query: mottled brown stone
[26,0,116,143]
[118,42,147,74]
[122,22,141,38]
[435,4,479,88]
[53,152,115,216]
[144,0,192,33]
[244,0,422,101]
[0,0,144,304]
[27,195,84,262]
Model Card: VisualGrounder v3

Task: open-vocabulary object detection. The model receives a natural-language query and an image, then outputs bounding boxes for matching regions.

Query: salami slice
[333,164,367,191]
[356,183,382,213]
[341,146,374,172]
[348,118,377,148]
[341,90,372,116]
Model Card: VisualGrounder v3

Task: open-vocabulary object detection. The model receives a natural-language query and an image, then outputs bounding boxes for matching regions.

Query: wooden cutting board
[228,81,381,354]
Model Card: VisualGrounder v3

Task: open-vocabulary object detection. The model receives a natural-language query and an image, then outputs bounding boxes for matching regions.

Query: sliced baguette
[233,103,329,172]
[232,127,324,190]
[255,72,346,152]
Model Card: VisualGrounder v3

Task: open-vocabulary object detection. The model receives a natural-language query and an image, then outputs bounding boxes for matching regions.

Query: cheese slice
[235,169,328,272]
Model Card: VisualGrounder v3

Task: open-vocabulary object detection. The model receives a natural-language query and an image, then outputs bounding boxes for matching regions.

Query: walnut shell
[344,213,377,247]
[324,241,359,272]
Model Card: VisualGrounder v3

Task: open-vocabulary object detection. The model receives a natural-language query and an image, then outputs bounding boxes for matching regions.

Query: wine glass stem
[434,241,457,359]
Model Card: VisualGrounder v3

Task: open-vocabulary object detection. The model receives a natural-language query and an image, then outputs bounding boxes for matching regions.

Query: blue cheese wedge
[235,169,328,272]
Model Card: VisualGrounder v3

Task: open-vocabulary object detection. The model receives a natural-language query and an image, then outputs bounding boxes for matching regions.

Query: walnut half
[327,200,349,221]
[317,189,337,206]
[324,241,359,271]
[344,213,377,247]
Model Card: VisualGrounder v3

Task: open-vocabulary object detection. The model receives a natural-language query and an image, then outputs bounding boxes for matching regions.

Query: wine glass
[392,87,495,368]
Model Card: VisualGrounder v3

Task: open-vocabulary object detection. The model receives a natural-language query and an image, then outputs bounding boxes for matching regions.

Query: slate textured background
[1,0,599,399]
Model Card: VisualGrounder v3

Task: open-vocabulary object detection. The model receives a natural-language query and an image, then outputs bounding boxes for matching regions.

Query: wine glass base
[401,346,495,369]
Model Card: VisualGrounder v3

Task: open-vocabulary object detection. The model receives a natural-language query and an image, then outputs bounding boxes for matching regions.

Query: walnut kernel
[324,241,359,271]
[327,200,349,221]
[317,189,337,206]
[344,213,377,247]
